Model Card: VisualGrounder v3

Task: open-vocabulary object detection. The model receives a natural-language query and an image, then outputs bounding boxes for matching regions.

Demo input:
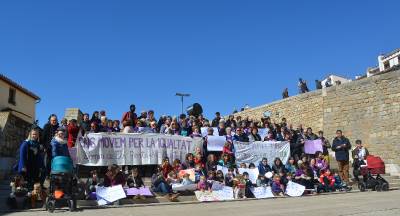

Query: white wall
[0,79,37,123]
[321,75,351,88]
[378,51,400,72]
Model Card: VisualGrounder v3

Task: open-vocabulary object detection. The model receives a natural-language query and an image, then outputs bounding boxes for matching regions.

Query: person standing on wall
[331,130,352,185]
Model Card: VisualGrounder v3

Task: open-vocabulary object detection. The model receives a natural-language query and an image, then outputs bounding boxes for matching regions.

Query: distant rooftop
[381,48,400,59]
[0,73,40,100]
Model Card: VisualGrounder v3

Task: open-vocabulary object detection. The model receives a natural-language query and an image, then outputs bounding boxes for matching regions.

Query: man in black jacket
[331,130,352,184]
[211,112,221,127]
[233,127,249,142]
[41,114,59,176]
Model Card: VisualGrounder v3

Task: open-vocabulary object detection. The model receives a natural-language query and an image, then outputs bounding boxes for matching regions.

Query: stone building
[0,74,40,178]
[233,69,400,176]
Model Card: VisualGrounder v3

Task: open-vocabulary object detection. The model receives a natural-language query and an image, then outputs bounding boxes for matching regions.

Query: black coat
[332,137,351,161]
[127,175,145,188]
[41,123,59,149]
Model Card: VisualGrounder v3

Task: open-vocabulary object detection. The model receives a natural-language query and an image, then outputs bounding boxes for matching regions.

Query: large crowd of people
[9,104,372,208]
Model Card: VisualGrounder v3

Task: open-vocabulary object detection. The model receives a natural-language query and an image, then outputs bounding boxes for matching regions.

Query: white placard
[251,186,274,199]
[96,185,126,206]
[285,181,305,197]
[201,127,219,137]
[172,183,197,191]
[207,136,226,151]
[238,168,259,183]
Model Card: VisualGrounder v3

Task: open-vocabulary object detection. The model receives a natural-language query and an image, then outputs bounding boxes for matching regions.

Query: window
[8,88,16,105]
[384,61,390,70]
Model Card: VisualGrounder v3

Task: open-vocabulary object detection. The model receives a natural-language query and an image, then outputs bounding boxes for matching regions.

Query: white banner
[207,136,226,151]
[285,181,305,197]
[234,141,290,166]
[76,133,203,166]
[238,168,259,183]
[251,187,274,199]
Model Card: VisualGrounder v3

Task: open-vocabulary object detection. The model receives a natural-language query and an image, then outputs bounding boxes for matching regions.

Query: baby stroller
[45,156,77,212]
[358,155,389,192]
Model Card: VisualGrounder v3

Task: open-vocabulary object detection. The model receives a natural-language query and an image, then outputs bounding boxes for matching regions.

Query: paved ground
[3,190,400,216]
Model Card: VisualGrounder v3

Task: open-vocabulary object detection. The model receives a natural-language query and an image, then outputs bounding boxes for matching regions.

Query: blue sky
[0,0,399,126]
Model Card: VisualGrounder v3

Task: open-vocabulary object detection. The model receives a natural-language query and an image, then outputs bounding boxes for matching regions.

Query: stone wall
[0,111,32,157]
[234,69,400,167]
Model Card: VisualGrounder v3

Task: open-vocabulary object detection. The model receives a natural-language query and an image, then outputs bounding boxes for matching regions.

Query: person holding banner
[248,127,262,142]
[233,127,249,142]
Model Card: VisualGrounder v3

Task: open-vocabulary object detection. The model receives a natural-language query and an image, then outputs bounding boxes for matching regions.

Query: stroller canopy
[51,156,73,174]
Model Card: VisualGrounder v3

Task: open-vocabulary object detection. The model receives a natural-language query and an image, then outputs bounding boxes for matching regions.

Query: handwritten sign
[178,169,196,182]
[251,187,274,199]
[195,186,234,202]
[285,181,305,197]
[96,185,126,206]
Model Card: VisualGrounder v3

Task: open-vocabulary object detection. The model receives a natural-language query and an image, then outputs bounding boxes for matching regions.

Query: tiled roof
[0,73,40,100]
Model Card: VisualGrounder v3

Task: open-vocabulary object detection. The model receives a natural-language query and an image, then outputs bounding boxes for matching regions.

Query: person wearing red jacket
[318,169,335,193]
[67,119,79,148]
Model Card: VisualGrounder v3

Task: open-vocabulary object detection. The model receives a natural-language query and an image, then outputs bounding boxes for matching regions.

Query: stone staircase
[0,174,399,211]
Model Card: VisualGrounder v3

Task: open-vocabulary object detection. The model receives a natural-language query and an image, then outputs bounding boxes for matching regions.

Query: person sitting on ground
[271,175,284,196]
[181,173,194,186]
[224,168,235,187]
[318,169,335,193]
[194,164,206,183]
[161,157,173,179]
[127,168,145,189]
[279,169,290,190]
[197,175,209,192]
[215,170,225,183]
[285,157,297,176]
[206,154,218,173]
[315,151,329,174]
[86,170,101,200]
[172,159,183,173]
[294,163,314,191]
[256,174,270,187]
[272,157,285,174]
[243,172,255,198]
[218,153,233,168]
[30,183,47,208]
[104,164,126,187]
[233,175,246,199]
[258,158,272,176]
[7,174,29,209]
[182,153,195,169]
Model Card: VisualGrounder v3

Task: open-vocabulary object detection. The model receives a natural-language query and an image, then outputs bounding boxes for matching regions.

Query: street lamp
[175,93,190,114]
